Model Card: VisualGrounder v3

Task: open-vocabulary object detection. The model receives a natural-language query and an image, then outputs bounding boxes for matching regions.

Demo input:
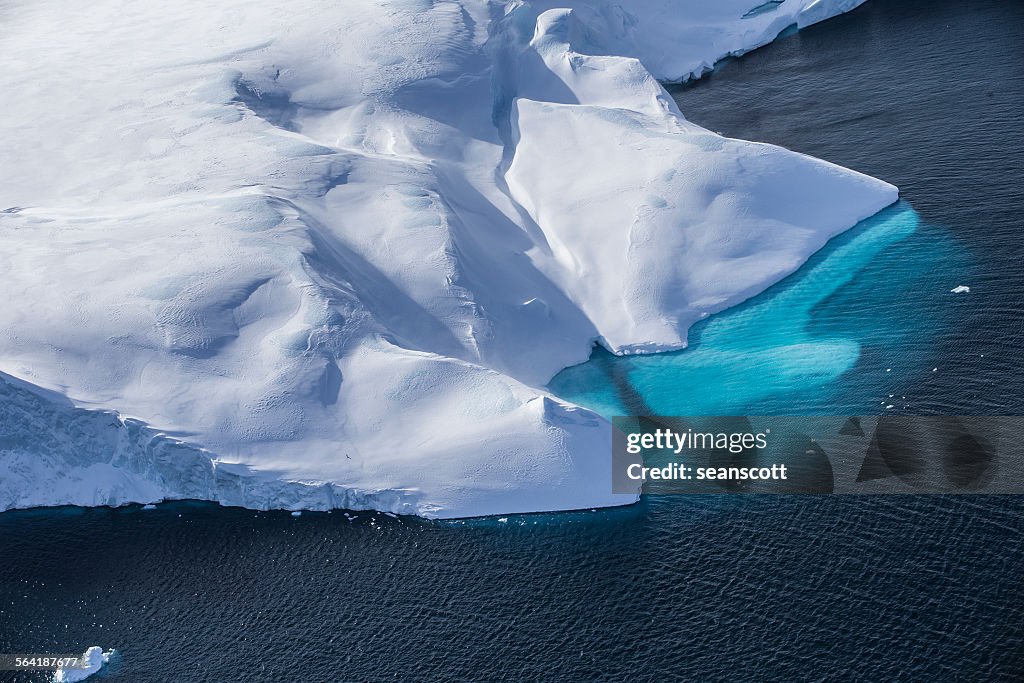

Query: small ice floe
[933,367,938,372]
[290,511,302,517]
[53,647,113,682]
[886,368,891,372]
[384,512,398,519]
[141,504,156,510]
[950,285,970,294]
[886,405,894,409]
[497,517,508,523]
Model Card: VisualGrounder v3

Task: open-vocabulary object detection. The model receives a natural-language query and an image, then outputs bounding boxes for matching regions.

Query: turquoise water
[550,203,968,417]
[550,0,1024,418]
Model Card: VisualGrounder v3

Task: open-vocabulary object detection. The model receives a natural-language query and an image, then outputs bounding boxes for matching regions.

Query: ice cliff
[0,0,893,518]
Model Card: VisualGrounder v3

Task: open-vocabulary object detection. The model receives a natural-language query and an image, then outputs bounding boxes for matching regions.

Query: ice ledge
[0,350,637,520]
[517,0,871,84]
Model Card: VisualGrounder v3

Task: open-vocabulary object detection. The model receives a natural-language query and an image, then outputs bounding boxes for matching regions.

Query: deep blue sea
[2,0,1022,681]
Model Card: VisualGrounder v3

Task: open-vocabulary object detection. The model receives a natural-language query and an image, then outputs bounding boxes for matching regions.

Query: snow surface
[0,0,891,518]
[53,647,113,683]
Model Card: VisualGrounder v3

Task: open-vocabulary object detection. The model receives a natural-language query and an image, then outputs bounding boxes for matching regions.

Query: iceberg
[53,647,113,683]
[0,0,890,518]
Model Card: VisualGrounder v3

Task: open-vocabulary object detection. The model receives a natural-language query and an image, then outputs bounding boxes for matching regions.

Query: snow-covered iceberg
[0,0,892,518]
[53,647,113,683]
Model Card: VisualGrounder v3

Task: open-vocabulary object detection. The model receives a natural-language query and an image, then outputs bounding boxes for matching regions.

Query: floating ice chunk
[53,647,113,682]
[141,504,156,510]
[951,285,971,294]
[290,511,302,517]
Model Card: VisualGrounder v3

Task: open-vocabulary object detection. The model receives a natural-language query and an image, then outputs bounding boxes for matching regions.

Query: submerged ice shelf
[0,0,888,518]
[549,204,938,417]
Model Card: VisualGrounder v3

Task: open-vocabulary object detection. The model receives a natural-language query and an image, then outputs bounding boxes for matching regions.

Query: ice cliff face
[0,0,891,518]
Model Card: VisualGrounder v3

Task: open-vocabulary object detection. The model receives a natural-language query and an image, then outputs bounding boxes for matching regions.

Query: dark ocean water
[2,0,1023,681]
[1,497,1023,682]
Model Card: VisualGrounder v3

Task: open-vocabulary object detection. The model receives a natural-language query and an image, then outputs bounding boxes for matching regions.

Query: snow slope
[0,0,891,518]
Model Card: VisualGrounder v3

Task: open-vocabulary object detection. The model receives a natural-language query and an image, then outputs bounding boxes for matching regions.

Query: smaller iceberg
[53,647,113,683]
[951,285,970,294]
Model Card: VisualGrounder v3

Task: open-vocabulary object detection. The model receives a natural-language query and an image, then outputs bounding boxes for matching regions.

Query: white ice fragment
[141,504,156,510]
[53,647,113,682]
[951,285,970,294]
[290,511,301,517]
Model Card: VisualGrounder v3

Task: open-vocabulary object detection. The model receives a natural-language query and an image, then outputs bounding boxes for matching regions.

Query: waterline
[549,203,963,417]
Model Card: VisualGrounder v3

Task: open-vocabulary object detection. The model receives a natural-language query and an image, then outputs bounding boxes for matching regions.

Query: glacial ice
[53,647,113,683]
[0,0,889,518]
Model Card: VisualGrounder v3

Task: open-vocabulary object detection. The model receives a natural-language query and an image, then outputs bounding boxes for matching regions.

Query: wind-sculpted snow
[0,0,887,518]
[512,0,870,82]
